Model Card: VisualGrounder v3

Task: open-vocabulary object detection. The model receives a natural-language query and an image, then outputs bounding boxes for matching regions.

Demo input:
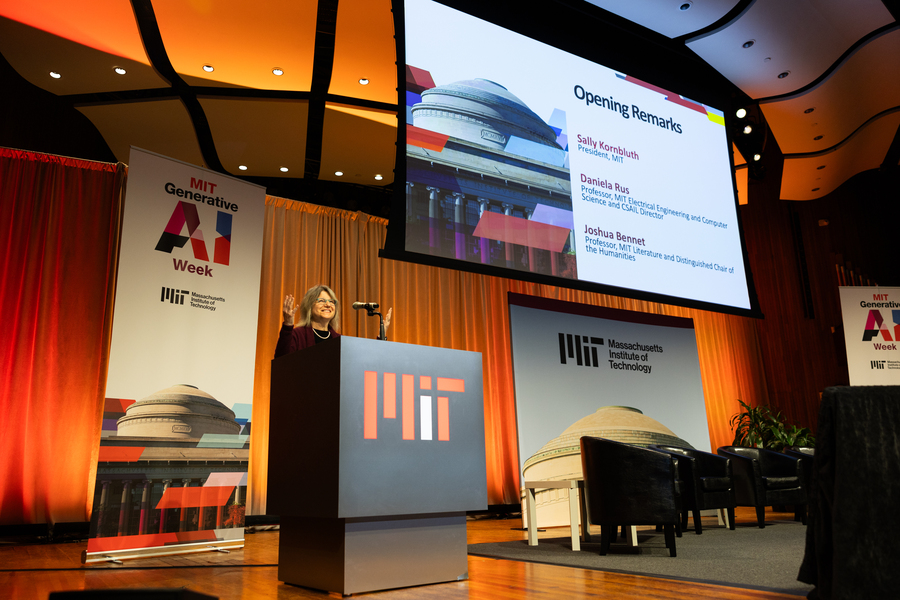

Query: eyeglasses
[315,298,337,305]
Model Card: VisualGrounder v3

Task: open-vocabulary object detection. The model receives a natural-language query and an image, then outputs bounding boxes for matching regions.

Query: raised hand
[283,294,299,326]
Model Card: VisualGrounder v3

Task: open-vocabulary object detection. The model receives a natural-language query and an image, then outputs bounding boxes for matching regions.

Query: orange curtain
[0,167,770,523]
[249,196,770,511]
[0,149,123,526]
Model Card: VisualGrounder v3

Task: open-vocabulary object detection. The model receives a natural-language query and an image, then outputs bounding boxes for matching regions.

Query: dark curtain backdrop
[0,148,123,525]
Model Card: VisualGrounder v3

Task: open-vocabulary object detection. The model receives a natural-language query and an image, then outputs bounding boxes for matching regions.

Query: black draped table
[798,385,900,599]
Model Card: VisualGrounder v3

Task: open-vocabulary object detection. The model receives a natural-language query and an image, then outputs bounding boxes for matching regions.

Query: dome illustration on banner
[116,384,241,438]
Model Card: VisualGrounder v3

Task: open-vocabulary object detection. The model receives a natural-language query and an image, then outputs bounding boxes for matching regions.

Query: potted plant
[729,399,814,450]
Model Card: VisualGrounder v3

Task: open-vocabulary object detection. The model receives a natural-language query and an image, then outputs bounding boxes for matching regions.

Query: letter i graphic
[214,211,232,265]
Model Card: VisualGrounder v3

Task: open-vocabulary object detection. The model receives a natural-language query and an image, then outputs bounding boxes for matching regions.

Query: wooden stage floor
[0,508,806,599]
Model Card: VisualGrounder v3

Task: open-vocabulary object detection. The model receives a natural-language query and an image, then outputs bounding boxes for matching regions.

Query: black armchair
[580,436,680,557]
[784,446,815,491]
[717,446,807,528]
[650,445,736,534]
[784,446,814,522]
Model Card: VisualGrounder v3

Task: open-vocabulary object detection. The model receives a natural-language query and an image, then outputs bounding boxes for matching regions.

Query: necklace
[313,328,331,339]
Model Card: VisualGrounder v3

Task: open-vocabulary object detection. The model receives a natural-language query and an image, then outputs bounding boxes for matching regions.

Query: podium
[268,337,487,594]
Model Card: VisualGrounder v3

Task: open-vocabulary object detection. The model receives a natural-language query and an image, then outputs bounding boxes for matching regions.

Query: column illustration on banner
[86,148,266,561]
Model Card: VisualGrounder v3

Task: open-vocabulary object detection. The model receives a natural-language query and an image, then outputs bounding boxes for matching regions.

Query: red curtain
[0,149,123,525]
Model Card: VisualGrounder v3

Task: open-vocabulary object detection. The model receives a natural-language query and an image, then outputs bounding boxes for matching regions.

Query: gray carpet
[468,520,815,596]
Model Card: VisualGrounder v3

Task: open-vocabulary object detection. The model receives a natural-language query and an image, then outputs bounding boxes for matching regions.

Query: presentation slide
[402,0,752,312]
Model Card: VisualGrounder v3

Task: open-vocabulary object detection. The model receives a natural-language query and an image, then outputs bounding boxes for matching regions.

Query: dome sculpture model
[522,406,694,527]
[410,78,561,153]
[116,384,240,439]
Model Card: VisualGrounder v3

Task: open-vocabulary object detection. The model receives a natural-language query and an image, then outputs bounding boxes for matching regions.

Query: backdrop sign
[86,148,265,559]
[509,293,709,527]
[509,292,709,475]
[839,286,900,385]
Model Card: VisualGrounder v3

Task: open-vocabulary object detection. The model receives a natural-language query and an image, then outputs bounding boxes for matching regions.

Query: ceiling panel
[330,0,397,104]
[199,97,309,178]
[318,102,397,185]
[687,0,894,99]
[761,29,900,155]
[0,0,149,63]
[0,16,168,94]
[780,111,900,201]
[152,0,318,91]
[585,0,740,39]
[2,0,897,207]
[76,99,205,167]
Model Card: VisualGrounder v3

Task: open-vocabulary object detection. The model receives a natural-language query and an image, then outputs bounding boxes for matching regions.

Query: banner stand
[83,529,244,564]
[839,286,900,385]
[88,148,265,562]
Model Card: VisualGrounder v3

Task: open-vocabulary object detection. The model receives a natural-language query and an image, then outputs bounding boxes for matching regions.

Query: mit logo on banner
[161,287,189,304]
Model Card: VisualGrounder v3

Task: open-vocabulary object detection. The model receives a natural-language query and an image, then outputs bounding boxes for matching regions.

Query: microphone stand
[366,308,386,341]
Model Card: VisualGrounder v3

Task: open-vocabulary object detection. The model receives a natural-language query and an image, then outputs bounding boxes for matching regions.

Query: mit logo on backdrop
[558,332,662,374]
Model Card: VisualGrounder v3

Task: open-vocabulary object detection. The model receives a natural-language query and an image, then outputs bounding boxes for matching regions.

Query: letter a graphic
[155,202,209,261]
[862,310,894,342]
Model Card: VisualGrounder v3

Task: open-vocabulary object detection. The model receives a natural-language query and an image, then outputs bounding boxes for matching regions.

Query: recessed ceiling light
[335,171,344,176]
[280,167,289,172]
[272,68,284,76]
[735,108,747,119]
[743,125,753,134]
[814,135,823,141]
[359,78,369,85]
[812,188,820,192]
[742,40,755,49]
[679,2,692,10]
[374,174,383,181]
[114,67,126,75]
[804,107,815,114]
[49,71,61,79]
[238,165,248,171]
[203,64,214,73]
[816,165,826,170]
[778,71,790,79]
[753,154,762,162]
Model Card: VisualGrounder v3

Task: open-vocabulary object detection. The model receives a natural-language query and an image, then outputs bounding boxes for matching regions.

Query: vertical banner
[86,148,265,560]
[509,292,708,526]
[839,286,900,385]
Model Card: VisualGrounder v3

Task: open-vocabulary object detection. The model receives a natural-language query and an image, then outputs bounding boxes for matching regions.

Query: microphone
[352,301,379,310]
